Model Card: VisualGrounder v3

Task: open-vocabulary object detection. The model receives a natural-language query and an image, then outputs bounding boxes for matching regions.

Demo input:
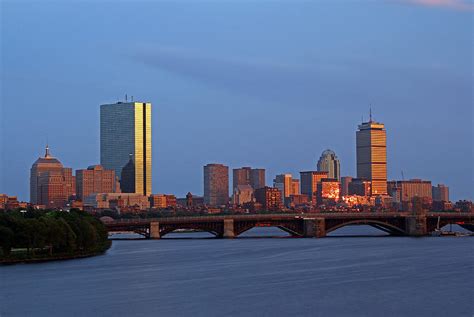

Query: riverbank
[0,241,112,265]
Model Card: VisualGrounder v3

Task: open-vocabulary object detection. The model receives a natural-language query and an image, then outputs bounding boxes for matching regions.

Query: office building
[317,149,341,181]
[291,179,300,195]
[356,116,387,195]
[388,179,432,203]
[30,145,75,208]
[348,178,371,196]
[204,164,229,206]
[273,174,293,202]
[233,167,266,191]
[254,187,283,211]
[300,171,328,202]
[432,184,449,202]
[150,194,177,209]
[341,176,353,197]
[100,101,152,196]
[317,178,341,206]
[75,165,120,200]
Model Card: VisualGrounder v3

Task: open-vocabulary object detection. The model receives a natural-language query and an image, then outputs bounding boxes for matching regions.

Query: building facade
[291,179,300,195]
[233,167,266,191]
[317,178,341,206]
[273,174,293,203]
[317,149,341,181]
[30,146,75,208]
[300,171,328,202]
[75,165,119,200]
[233,184,254,206]
[100,101,152,196]
[388,179,432,203]
[348,178,371,196]
[84,193,150,210]
[204,164,229,206]
[340,176,353,197]
[356,119,387,195]
[254,187,283,211]
[432,184,449,202]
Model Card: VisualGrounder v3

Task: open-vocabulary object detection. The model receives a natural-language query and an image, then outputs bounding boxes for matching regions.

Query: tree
[0,226,14,256]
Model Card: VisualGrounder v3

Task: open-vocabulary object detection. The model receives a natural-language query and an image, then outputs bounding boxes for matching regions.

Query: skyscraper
[233,167,265,191]
[356,116,387,195]
[317,149,341,181]
[204,164,229,206]
[273,174,293,202]
[100,101,152,196]
[30,145,75,208]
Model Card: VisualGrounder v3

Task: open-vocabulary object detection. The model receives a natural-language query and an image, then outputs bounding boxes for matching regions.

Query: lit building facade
[75,165,119,200]
[432,184,449,202]
[100,101,152,196]
[84,193,150,210]
[204,164,229,206]
[388,179,432,203]
[30,146,75,208]
[291,179,300,195]
[348,178,371,197]
[317,149,341,181]
[317,178,340,206]
[300,171,328,202]
[356,119,387,195]
[273,174,293,202]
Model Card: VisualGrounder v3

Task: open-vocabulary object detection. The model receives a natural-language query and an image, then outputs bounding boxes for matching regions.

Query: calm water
[1,226,473,317]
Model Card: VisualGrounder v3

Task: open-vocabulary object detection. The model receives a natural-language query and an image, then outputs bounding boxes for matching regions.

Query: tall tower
[317,149,341,181]
[204,164,229,206]
[100,101,152,196]
[356,116,387,195]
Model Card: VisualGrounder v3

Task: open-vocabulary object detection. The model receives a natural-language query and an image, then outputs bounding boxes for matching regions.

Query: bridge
[103,212,474,239]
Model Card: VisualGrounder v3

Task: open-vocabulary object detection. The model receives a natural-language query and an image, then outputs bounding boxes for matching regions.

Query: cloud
[396,0,474,11]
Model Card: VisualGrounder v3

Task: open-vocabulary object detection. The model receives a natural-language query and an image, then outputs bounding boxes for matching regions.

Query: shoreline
[0,241,112,265]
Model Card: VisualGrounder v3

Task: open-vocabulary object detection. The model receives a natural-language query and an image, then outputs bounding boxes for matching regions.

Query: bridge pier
[405,216,427,236]
[149,221,161,239]
[303,218,326,238]
[223,219,235,238]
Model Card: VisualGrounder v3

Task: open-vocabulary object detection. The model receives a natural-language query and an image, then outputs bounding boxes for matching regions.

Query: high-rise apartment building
[75,165,120,201]
[432,184,449,202]
[300,171,328,202]
[356,117,387,195]
[317,149,341,181]
[100,101,152,196]
[254,187,283,211]
[233,167,266,191]
[204,164,229,206]
[30,146,75,208]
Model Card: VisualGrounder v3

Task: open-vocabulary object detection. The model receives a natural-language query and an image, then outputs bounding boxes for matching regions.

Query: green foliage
[0,210,110,261]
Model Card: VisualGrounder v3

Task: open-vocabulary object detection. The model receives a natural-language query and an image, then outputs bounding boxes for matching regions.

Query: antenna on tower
[369,106,373,122]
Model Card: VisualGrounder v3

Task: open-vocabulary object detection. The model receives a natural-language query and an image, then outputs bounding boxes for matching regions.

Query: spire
[369,106,373,122]
[45,144,51,158]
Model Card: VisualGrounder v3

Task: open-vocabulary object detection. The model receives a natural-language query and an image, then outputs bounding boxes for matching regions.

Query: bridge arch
[160,227,220,238]
[326,219,407,236]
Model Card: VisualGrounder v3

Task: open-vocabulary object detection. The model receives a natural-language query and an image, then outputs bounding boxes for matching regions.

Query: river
[1,226,472,317]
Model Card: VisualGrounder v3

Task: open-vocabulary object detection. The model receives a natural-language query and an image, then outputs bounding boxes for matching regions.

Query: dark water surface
[1,226,473,317]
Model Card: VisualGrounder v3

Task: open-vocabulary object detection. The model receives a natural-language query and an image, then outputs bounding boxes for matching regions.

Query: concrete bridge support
[149,221,161,239]
[303,218,326,238]
[223,219,235,238]
[405,216,427,236]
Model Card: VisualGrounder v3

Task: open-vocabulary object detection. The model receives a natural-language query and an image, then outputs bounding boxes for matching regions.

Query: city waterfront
[1,227,472,317]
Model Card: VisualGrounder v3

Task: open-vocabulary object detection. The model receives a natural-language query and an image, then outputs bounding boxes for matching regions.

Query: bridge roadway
[104,212,474,239]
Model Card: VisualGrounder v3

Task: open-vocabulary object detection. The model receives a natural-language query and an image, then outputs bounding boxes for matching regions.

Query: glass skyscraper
[356,119,387,195]
[100,101,152,196]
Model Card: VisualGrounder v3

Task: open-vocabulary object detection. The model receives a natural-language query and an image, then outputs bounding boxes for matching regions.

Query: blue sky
[1,0,472,201]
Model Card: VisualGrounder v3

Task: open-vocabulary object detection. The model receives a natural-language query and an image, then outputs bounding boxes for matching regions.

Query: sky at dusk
[1,0,473,201]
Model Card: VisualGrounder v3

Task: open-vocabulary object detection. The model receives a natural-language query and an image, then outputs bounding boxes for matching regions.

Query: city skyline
[1,1,472,201]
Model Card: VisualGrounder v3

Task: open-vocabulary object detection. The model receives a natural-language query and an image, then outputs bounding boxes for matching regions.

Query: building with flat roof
[387,179,432,203]
[204,164,229,206]
[255,187,282,211]
[273,174,293,203]
[233,167,266,191]
[432,184,449,202]
[356,116,387,195]
[100,101,152,196]
[341,176,353,197]
[300,171,328,202]
[76,165,120,200]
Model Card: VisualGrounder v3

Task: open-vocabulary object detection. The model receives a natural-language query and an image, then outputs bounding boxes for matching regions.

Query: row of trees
[0,209,110,259]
